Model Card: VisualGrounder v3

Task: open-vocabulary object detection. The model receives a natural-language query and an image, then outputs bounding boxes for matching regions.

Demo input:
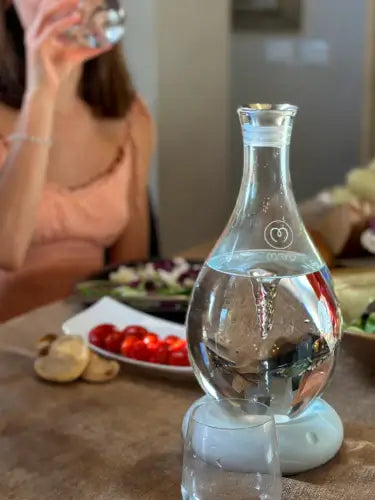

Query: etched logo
[264,220,293,250]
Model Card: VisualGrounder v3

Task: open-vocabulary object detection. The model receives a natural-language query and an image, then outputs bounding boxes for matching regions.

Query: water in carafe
[187,104,341,418]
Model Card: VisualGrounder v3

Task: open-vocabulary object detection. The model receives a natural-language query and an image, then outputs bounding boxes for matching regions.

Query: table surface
[0,299,374,500]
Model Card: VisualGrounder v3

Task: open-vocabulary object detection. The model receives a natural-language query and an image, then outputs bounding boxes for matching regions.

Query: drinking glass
[63,0,127,49]
[181,399,281,500]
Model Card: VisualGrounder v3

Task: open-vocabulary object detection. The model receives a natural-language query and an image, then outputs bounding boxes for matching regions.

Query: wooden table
[179,240,215,260]
[0,300,374,499]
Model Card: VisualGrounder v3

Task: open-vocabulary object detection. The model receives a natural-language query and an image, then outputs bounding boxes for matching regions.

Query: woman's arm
[0,0,111,270]
[109,98,155,263]
[0,91,55,270]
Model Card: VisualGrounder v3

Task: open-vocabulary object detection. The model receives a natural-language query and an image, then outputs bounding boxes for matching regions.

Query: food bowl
[333,268,375,367]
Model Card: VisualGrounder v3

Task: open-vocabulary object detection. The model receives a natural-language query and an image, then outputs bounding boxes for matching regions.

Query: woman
[0,0,154,321]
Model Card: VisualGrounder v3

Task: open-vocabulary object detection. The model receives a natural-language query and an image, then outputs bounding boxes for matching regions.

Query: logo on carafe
[264,220,293,250]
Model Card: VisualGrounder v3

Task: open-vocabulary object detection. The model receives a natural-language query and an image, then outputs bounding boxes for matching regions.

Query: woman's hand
[25,0,110,98]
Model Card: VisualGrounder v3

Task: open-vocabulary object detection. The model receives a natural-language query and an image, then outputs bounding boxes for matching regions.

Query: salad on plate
[344,301,375,335]
[76,258,202,308]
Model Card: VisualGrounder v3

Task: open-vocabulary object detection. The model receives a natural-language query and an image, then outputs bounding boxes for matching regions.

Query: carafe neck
[240,142,292,210]
[209,104,324,274]
[236,104,297,217]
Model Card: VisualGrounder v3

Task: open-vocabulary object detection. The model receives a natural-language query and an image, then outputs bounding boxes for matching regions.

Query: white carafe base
[182,396,343,475]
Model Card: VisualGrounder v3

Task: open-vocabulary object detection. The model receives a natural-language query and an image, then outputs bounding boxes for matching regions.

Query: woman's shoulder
[126,94,155,154]
[96,95,153,144]
[128,94,152,121]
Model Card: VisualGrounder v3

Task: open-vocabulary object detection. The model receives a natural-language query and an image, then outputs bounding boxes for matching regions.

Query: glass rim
[190,398,275,431]
[238,103,298,116]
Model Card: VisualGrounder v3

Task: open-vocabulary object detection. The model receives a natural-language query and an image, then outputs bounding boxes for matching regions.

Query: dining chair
[104,195,159,264]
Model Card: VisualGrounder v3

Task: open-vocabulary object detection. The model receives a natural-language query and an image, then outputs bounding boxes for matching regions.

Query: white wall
[123,0,159,209]
[125,0,231,255]
[157,0,231,255]
[231,0,368,201]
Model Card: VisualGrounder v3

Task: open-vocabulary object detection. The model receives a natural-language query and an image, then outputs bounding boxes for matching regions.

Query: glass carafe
[187,104,342,418]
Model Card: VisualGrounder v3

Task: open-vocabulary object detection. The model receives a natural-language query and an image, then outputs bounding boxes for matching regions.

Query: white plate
[62,297,193,379]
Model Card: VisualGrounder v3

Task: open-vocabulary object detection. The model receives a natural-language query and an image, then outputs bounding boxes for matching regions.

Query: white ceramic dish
[62,297,193,379]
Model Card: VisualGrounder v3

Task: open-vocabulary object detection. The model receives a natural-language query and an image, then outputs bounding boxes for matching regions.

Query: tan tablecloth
[0,301,374,500]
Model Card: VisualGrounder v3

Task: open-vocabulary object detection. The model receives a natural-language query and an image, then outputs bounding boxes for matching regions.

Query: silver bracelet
[7,133,53,148]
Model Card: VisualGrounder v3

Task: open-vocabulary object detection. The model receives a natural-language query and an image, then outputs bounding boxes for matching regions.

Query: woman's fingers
[38,13,81,45]
[25,0,115,86]
[68,44,113,63]
[33,0,81,37]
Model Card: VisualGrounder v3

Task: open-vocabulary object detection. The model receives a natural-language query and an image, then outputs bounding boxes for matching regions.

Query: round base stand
[182,397,343,475]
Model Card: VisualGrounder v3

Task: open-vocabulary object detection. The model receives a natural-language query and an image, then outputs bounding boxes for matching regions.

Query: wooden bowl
[308,229,335,268]
[332,267,375,368]
[342,329,375,369]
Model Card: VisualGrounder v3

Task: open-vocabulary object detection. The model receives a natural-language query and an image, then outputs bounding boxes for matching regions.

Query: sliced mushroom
[34,335,90,383]
[81,352,120,383]
[36,333,58,356]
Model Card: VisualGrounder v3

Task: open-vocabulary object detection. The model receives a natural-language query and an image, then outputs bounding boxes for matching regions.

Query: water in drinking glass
[62,0,126,49]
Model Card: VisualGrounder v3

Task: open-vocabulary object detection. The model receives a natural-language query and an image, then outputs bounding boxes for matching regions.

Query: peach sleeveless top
[0,96,153,321]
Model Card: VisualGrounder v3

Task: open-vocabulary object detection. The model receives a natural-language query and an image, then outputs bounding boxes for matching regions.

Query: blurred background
[124,0,375,256]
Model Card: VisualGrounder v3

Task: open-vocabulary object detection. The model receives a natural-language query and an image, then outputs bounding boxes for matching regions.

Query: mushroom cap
[34,335,90,383]
[81,352,120,383]
[36,334,58,356]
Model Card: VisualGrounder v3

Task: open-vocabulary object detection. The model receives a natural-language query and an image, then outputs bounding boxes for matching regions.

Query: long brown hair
[0,3,135,118]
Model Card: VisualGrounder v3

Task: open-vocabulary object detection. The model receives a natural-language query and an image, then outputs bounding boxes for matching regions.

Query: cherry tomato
[169,349,190,366]
[123,325,148,340]
[164,335,180,346]
[143,333,159,345]
[148,341,169,364]
[120,335,139,357]
[169,339,187,352]
[104,332,124,353]
[88,324,118,348]
[131,340,150,361]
